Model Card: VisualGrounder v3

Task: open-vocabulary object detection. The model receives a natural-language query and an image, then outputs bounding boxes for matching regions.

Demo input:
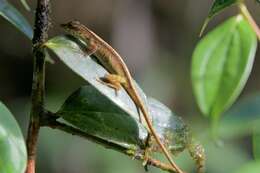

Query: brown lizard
[61,21,185,173]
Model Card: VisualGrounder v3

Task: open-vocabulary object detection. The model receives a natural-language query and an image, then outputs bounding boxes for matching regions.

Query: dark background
[0,0,259,172]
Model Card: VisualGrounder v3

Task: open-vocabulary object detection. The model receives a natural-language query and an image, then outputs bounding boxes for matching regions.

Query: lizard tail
[126,84,185,173]
[138,102,185,173]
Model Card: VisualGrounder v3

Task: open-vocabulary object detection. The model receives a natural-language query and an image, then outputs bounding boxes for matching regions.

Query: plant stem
[238,2,260,41]
[45,120,178,173]
[25,0,50,173]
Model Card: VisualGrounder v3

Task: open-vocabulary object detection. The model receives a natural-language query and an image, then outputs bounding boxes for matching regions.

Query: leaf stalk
[238,2,260,41]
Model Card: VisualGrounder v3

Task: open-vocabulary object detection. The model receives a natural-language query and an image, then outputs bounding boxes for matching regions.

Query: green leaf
[0,101,27,173]
[234,161,260,173]
[253,129,260,161]
[20,0,30,11]
[57,85,148,148]
[57,85,190,154]
[0,0,33,39]
[200,0,239,35]
[192,15,257,119]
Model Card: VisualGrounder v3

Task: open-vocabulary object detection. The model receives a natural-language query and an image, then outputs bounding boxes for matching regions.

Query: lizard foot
[142,133,152,172]
[142,148,150,172]
[96,74,124,96]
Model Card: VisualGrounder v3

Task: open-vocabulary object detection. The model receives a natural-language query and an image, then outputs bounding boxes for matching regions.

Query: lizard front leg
[84,38,99,57]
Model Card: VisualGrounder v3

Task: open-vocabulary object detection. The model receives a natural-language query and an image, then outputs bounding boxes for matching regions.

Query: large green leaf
[192,15,257,119]
[200,0,239,35]
[0,0,32,39]
[0,101,27,173]
[234,161,260,173]
[57,85,190,154]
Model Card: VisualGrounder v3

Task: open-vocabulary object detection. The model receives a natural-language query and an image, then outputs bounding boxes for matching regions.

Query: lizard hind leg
[97,74,125,95]
[98,74,143,123]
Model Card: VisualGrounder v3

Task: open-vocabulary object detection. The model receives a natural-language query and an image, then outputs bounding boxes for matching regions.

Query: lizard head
[60,21,94,42]
[60,21,82,33]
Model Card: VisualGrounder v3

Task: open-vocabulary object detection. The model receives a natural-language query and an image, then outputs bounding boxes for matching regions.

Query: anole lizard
[61,21,185,173]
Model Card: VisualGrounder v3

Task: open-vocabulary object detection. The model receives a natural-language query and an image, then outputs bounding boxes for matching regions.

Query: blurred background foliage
[0,0,259,172]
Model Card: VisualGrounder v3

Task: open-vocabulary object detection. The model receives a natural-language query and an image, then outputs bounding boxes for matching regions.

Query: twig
[238,2,260,41]
[25,0,50,173]
[44,119,177,173]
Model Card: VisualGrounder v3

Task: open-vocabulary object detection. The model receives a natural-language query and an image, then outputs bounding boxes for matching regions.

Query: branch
[44,119,177,173]
[25,0,50,173]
